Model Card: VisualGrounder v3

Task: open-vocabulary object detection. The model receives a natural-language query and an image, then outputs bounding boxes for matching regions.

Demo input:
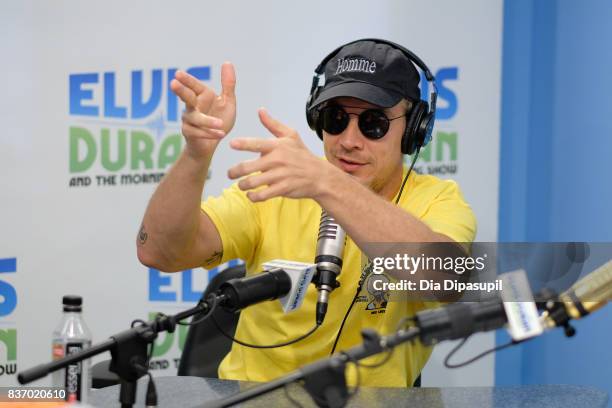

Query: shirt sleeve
[419,180,477,244]
[200,183,262,268]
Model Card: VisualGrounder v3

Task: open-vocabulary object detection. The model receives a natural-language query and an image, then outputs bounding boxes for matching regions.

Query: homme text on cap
[334,57,377,75]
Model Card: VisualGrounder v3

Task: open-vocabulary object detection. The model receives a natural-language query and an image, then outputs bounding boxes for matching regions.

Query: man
[137,39,476,387]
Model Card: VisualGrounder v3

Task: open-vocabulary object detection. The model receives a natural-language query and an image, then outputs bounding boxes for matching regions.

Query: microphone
[415,259,612,345]
[263,260,317,313]
[415,269,542,345]
[313,210,346,325]
[539,259,612,332]
[218,261,316,313]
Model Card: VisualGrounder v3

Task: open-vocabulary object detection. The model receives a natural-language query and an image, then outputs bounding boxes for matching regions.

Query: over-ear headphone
[305,38,437,155]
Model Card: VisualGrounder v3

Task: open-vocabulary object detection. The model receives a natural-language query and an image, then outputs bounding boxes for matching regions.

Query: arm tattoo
[204,250,223,266]
[138,224,148,245]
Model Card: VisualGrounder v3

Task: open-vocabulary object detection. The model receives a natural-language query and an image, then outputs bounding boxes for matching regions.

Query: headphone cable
[330,150,419,355]
[395,147,420,205]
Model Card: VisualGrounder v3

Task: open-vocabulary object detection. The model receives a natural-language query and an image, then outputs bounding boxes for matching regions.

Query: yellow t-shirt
[201,170,476,387]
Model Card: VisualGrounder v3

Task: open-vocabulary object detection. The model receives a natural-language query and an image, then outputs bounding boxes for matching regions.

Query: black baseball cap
[311,40,421,109]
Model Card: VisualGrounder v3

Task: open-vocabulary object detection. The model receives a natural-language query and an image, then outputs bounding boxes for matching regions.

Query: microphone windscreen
[263,260,317,313]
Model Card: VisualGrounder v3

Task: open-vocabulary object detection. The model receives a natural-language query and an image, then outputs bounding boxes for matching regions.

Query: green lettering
[130,131,154,170]
[151,332,173,357]
[436,132,457,161]
[418,142,432,163]
[0,329,17,361]
[158,134,182,169]
[101,129,127,171]
[69,127,96,173]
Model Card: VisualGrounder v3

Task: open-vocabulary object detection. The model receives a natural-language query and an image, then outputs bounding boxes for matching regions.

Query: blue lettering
[103,72,128,118]
[186,66,211,83]
[168,66,211,122]
[166,68,179,122]
[0,282,17,317]
[169,67,211,122]
[435,67,458,120]
[420,71,430,101]
[69,73,99,116]
[0,258,17,317]
[291,276,308,310]
[0,258,16,273]
[181,269,201,302]
[206,259,241,282]
[419,67,458,120]
[71,67,211,121]
[148,268,176,302]
[207,266,219,282]
[132,70,163,119]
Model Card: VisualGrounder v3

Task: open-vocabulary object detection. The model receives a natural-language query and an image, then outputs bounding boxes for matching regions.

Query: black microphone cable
[443,335,524,369]
[329,148,420,353]
[206,294,321,349]
[174,272,321,349]
[329,147,419,356]
[395,147,420,205]
[329,261,372,355]
[176,293,220,327]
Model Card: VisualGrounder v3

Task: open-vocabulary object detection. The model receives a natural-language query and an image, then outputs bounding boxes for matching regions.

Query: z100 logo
[412,67,460,176]
[68,67,210,188]
[0,258,18,377]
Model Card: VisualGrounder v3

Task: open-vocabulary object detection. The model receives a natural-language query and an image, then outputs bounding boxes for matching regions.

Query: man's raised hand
[228,108,334,202]
[170,62,237,160]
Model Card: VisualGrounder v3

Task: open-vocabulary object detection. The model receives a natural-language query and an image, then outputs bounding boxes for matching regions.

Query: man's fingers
[237,168,283,191]
[258,108,293,138]
[183,110,224,130]
[170,79,197,109]
[175,70,216,113]
[230,137,276,154]
[182,122,225,140]
[227,156,275,180]
[220,62,236,100]
[175,70,207,95]
[247,183,287,203]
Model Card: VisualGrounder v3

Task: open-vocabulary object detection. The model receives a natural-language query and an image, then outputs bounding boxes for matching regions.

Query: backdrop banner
[0,0,502,387]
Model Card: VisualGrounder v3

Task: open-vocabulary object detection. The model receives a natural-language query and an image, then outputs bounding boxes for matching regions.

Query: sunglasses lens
[359,110,389,139]
[320,106,349,135]
[320,106,392,139]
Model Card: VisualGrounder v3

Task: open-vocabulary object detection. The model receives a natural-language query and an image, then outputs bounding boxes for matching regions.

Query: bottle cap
[63,295,83,312]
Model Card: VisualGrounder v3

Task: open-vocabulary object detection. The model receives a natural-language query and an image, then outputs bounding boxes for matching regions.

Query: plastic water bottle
[51,295,92,403]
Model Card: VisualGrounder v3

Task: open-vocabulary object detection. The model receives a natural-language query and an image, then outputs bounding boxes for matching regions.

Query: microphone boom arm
[205,326,421,408]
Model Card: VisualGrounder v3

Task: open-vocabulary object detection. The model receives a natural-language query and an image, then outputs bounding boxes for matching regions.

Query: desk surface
[90,376,609,408]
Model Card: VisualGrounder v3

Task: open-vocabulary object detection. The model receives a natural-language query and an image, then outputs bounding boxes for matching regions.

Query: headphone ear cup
[306,101,316,130]
[306,88,325,140]
[402,101,427,155]
[418,111,435,149]
[312,108,323,140]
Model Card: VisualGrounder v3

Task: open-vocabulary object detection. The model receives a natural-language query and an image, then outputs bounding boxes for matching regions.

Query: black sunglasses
[319,105,406,140]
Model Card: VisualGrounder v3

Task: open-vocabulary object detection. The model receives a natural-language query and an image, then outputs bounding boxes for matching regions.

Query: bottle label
[52,343,64,359]
[65,343,83,402]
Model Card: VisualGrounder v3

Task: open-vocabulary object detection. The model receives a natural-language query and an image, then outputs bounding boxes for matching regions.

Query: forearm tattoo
[138,224,148,245]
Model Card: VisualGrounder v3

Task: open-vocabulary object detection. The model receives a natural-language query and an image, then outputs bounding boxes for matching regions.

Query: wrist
[313,162,345,205]
[183,143,216,166]
[180,148,213,181]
